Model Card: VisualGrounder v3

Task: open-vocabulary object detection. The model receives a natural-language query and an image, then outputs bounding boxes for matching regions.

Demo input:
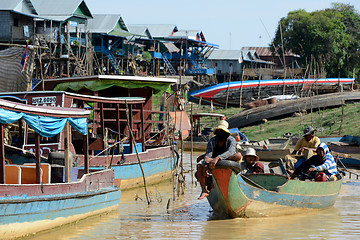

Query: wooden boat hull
[319,135,360,167]
[78,146,176,190]
[208,168,342,218]
[190,78,354,106]
[237,138,290,161]
[0,169,120,239]
[181,141,207,151]
[238,148,290,161]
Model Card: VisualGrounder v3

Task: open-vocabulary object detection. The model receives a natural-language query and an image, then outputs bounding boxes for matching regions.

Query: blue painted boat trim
[0,189,120,225]
[237,175,340,209]
[85,156,174,181]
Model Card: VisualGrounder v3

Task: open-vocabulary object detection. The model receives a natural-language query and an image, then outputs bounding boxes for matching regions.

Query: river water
[25,152,360,240]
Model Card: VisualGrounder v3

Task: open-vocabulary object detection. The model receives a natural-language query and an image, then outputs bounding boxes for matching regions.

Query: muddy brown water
[25,152,360,239]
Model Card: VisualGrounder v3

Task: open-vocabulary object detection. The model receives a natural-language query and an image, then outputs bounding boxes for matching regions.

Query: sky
[85,0,360,50]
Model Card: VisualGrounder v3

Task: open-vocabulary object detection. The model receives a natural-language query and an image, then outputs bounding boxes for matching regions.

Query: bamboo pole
[239,66,245,107]
[125,101,150,204]
[339,103,344,135]
[0,124,5,184]
[35,132,41,184]
[190,102,194,184]
[64,122,70,183]
[197,96,202,114]
[225,65,233,109]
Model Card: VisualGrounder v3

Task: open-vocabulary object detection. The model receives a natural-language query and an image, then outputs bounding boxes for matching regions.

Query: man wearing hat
[285,126,320,174]
[195,121,242,200]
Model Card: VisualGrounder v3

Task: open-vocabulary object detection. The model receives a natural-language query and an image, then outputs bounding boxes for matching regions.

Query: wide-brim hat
[213,124,230,135]
[303,126,317,137]
[218,120,229,129]
[244,148,259,160]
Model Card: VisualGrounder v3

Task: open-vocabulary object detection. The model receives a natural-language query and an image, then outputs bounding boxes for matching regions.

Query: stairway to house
[104,49,122,74]
[161,53,176,75]
[63,38,88,76]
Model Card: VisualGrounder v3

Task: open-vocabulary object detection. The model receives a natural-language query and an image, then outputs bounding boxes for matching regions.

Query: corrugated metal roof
[209,49,275,65]
[0,0,37,15]
[127,25,151,38]
[39,15,71,21]
[0,0,22,11]
[241,49,275,64]
[208,50,242,60]
[32,0,92,18]
[108,29,133,37]
[172,30,200,40]
[242,47,298,57]
[131,24,177,38]
[87,14,122,34]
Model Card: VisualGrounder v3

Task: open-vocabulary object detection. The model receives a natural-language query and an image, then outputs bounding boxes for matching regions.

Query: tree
[272,3,360,78]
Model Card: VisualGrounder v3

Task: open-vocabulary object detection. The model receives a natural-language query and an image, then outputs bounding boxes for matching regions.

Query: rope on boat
[88,137,128,162]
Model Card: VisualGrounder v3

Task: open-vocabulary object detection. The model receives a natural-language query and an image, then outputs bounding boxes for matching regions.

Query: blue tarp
[0,108,87,137]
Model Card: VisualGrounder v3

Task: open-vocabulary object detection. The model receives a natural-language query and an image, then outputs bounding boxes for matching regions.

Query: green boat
[207,161,343,218]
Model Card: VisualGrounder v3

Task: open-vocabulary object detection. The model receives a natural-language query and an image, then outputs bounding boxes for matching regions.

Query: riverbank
[188,102,360,141]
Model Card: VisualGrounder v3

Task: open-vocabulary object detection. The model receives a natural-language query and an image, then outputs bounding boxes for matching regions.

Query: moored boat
[1,75,178,190]
[207,161,342,218]
[189,78,355,106]
[319,135,360,168]
[0,99,120,239]
[237,138,290,161]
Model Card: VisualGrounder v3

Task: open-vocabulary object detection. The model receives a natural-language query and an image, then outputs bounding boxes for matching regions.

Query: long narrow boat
[207,161,342,218]
[189,78,355,106]
[237,138,290,161]
[0,99,120,239]
[1,75,178,190]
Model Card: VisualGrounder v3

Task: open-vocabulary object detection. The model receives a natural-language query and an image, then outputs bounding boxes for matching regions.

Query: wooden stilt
[64,122,70,182]
[140,103,145,152]
[35,132,41,184]
[83,131,89,174]
[0,124,5,184]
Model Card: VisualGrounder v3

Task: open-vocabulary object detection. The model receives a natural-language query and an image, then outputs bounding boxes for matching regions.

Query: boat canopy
[40,75,177,94]
[0,99,90,137]
[53,79,173,94]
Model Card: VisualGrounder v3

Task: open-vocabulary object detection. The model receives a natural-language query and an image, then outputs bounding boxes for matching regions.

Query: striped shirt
[314,143,338,176]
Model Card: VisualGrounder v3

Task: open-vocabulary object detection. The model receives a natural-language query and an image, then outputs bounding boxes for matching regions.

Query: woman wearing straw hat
[195,121,242,200]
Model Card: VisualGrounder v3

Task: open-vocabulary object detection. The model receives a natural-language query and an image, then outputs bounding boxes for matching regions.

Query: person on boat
[292,143,338,181]
[240,148,260,174]
[253,161,264,174]
[195,122,242,200]
[285,126,320,174]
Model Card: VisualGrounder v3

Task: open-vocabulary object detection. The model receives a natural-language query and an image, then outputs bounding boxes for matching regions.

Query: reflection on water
[24,153,360,240]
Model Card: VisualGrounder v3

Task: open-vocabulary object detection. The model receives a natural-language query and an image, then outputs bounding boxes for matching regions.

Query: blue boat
[0,99,120,239]
[207,162,342,218]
